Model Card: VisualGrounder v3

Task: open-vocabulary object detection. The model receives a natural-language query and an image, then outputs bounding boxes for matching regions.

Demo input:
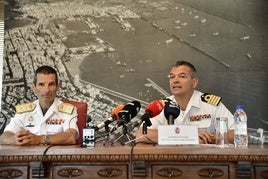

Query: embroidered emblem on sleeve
[15,102,36,113]
[58,103,74,115]
[201,93,221,106]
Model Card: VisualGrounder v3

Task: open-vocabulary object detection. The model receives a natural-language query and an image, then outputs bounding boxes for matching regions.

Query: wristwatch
[44,135,50,145]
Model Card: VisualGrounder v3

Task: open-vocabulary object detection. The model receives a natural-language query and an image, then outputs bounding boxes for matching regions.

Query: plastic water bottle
[234,105,248,147]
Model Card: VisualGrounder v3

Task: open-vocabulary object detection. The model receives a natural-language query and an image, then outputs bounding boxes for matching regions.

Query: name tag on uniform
[158,125,199,145]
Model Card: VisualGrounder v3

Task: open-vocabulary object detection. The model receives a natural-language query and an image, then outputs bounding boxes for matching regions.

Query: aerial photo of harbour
[1,0,268,143]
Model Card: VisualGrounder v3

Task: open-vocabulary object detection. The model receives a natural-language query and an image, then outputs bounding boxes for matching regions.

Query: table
[0,143,267,178]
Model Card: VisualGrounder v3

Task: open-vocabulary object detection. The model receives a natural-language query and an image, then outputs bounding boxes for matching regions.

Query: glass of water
[215,117,229,148]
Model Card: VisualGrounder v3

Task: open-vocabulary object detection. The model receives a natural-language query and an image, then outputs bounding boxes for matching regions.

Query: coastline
[65,57,84,77]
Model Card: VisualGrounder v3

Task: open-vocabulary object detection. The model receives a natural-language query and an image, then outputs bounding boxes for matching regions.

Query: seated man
[136,60,234,144]
[0,65,78,145]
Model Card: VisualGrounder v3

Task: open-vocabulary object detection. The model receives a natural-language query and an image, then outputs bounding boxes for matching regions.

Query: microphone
[117,101,141,126]
[140,100,165,127]
[94,104,125,131]
[164,100,180,125]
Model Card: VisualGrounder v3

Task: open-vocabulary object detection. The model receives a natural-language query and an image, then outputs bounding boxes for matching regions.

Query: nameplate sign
[158,125,199,145]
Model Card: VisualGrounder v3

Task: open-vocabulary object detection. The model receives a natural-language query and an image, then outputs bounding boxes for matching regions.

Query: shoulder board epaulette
[201,93,222,106]
[15,102,36,114]
[58,103,74,115]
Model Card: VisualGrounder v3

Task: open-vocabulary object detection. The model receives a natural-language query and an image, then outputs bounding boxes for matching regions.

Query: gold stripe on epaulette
[201,93,222,106]
[58,103,74,115]
[15,102,36,113]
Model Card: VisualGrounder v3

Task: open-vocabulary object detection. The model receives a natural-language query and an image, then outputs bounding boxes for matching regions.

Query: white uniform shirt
[4,98,79,136]
[149,90,234,133]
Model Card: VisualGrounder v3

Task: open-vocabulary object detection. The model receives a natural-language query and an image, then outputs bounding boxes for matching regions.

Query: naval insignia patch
[15,102,36,113]
[201,93,222,106]
[58,103,74,115]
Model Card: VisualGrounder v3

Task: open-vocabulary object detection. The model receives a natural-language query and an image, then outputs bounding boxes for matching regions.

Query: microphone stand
[94,121,117,146]
[112,123,134,145]
[125,118,156,145]
[102,122,116,146]
[168,115,175,125]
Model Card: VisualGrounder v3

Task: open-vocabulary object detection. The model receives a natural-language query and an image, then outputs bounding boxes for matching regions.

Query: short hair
[172,60,197,77]
[33,65,58,85]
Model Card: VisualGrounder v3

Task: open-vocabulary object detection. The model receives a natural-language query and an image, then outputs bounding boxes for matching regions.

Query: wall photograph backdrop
[1,0,268,141]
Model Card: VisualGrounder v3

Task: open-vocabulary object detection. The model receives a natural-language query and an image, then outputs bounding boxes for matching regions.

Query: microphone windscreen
[111,104,125,121]
[164,101,180,119]
[145,100,165,117]
[118,101,141,123]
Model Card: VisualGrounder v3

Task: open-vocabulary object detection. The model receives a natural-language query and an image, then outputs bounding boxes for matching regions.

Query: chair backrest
[61,99,87,145]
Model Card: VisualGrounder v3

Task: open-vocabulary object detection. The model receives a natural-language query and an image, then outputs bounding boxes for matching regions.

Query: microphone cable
[38,144,54,179]
[125,121,157,146]
[38,143,74,178]
[129,143,135,179]
[126,134,157,146]
[37,111,81,178]
[95,127,117,147]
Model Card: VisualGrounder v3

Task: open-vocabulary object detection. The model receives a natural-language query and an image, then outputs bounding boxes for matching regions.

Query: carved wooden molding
[0,153,267,163]
[97,168,123,177]
[261,169,268,178]
[157,167,183,177]
[0,155,43,162]
[1,153,268,163]
[57,168,83,177]
[0,154,130,163]
[133,154,268,162]
[198,168,224,178]
[0,168,23,178]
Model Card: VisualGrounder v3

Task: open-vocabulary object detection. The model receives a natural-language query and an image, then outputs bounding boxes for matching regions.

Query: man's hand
[16,130,43,145]
[16,129,77,146]
[0,131,18,145]
[198,130,215,144]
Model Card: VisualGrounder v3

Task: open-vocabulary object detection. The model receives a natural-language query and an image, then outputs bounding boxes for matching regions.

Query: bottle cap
[236,104,244,110]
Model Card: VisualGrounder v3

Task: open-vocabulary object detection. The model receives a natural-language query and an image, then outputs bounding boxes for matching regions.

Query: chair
[61,99,88,145]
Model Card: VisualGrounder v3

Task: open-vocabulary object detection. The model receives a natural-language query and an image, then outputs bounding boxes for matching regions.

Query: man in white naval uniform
[136,61,234,144]
[0,65,79,146]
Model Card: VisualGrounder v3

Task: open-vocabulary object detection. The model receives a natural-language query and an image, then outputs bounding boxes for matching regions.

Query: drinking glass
[215,117,229,148]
